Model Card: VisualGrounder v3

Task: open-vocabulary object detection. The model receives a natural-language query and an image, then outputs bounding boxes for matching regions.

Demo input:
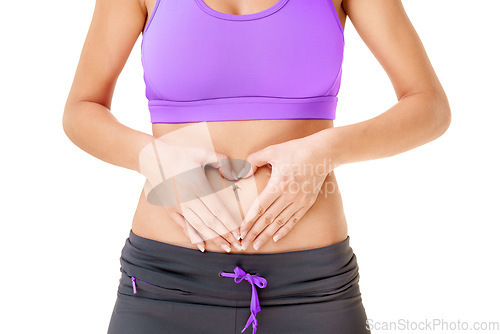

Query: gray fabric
[107,229,370,334]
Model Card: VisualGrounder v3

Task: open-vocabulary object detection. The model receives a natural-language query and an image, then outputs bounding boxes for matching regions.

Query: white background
[1,0,499,333]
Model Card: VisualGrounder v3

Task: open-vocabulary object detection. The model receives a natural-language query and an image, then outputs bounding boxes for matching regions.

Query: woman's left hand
[237,132,336,251]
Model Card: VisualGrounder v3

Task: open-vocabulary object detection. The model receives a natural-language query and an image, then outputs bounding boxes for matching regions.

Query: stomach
[131,119,348,254]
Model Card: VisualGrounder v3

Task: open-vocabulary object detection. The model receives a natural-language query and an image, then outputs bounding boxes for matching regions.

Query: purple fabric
[149,96,338,123]
[141,0,345,123]
[130,269,267,333]
[220,266,268,334]
[130,276,156,294]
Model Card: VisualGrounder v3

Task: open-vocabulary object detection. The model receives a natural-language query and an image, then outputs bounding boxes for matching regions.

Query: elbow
[62,101,78,142]
[62,106,72,139]
[428,90,452,139]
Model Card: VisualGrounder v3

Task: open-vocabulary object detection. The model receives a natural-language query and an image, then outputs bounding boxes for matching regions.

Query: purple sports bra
[141,0,344,123]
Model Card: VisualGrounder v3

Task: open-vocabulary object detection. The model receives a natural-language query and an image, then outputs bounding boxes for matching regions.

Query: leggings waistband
[119,229,360,334]
[120,228,357,299]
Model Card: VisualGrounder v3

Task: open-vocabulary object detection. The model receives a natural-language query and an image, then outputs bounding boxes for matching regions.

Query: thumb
[239,148,272,179]
[205,152,236,180]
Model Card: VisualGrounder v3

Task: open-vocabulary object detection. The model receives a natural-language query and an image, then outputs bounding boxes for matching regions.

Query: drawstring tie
[220,266,267,334]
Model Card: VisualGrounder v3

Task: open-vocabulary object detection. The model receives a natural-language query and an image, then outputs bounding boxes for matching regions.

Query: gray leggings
[107,229,370,334]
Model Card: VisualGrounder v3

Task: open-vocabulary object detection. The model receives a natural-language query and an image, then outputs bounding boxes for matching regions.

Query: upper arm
[342,0,447,101]
[66,0,147,108]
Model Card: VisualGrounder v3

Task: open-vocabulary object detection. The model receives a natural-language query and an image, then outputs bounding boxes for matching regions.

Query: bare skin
[133,0,349,253]
[63,0,451,254]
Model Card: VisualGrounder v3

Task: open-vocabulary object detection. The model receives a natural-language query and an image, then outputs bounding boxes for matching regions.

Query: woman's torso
[132,0,348,254]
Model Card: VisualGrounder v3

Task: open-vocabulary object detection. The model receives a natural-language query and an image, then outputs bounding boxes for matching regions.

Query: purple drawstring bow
[220,266,267,334]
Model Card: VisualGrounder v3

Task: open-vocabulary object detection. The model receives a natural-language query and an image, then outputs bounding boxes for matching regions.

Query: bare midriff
[131,119,348,254]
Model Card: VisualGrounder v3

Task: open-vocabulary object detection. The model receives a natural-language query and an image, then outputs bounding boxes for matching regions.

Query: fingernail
[253,240,263,250]
[232,242,242,251]
[240,231,248,240]
[197,244,205,252]
[231,170,238,180]
[241,241,250,251]
[273,234,281,242]
[232,231,240,240]
[221,244,231,253]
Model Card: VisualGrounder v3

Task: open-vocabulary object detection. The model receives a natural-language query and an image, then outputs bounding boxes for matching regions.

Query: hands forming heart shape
[139,124,335,252]
[231,136,334,251]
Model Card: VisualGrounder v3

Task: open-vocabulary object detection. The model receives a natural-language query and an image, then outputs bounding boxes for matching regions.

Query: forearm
[311,91,451,169]
[62,100,155,173]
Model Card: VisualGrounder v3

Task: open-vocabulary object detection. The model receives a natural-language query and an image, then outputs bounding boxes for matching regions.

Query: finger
[205,152,237,181]
[205,234,238,253]
[232,158,252,181]
[273,206,309,242]
[251,201,297,247]
[181,206,218,240]
[220,156,238,181]
[182,206,234,253]
[194,170,240,230]
[197,194,241,246]
[239,147,273,179]
[182,165,240,244]
[188,197,241,249]
[195,177,241,241]
[240,196,289,251]
[240,171,282,237]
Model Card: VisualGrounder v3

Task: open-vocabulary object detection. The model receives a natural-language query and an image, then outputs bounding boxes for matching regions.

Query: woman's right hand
[138,136,242,253]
